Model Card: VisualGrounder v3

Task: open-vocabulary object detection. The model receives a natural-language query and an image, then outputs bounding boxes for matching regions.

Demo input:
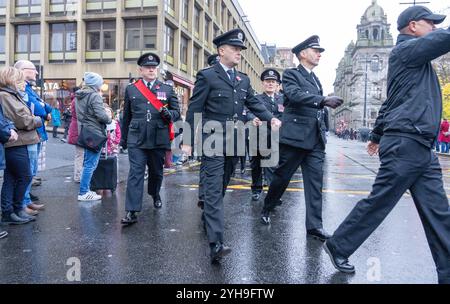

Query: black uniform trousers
[250,154,276,193]
[327,136,450,284]
[201,155,239,244]
[125,147,166,212]
[263,142,325,230]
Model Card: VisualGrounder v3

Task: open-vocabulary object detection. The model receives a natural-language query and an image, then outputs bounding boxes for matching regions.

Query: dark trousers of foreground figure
[201,155,238,244]
[263,143,325,230]
[250,154,276,193]
[327,136,450,284]
[125,147,165,212]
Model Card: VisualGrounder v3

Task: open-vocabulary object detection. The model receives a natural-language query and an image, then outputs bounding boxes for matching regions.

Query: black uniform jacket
[370,27,450,148]
[121,79,180,150]
[186,64,274,152]
[280,65,327,150]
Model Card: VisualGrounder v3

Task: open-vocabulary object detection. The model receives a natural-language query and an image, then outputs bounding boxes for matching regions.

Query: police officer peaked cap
[397,5,446,31]
[260,69,281,83]
[208,54,220,66]
[213,29,247,50]
[137,52,160,67]
[292,35,325,55]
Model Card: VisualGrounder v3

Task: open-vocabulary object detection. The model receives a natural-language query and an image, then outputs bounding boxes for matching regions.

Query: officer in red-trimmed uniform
[120,52,180,225]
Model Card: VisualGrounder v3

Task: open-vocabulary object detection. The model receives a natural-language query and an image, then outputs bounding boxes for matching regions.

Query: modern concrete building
[0,0,265,115]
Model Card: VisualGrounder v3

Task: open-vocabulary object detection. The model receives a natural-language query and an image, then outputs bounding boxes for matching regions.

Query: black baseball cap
[397,5,446,31]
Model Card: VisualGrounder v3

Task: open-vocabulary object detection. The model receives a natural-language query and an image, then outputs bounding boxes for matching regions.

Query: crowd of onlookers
[435,118,450,153]
[0,60,125,240]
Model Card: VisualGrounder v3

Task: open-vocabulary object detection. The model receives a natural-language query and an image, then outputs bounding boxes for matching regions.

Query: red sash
[134,80,175,141]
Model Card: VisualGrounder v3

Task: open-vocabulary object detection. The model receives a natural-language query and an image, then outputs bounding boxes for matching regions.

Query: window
[15,0,41,16]
[0,0,6,16]
[49,23,77,63]
[49,0,77,16]
[180,36,188,71]
[124,0,154,10]
[124,19,157,58]
[164,24,174,64]
[371,55,380,72]
[86,20,116,62]
[221,5,226,26]
[16,24,40,53]
[204,17,210,43]
[0,26,5,62]
[86,0,116,13]
[164,0,175,16]
[214,0,219,17]
[182,0,189,25]
[204,51,209,68]
[194,6,200,36]
[213,26,219,41]
[193,45,199,72]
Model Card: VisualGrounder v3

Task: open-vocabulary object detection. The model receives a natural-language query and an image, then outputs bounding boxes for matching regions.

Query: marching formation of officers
[119,4,450,283]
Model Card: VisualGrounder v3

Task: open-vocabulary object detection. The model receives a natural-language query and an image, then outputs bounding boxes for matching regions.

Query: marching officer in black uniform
[120,53,180,225]
[260,36,343,242]
[324,6,450,282]
[247,69,285,201]
[198,54,221,211]
[182,29,281,263]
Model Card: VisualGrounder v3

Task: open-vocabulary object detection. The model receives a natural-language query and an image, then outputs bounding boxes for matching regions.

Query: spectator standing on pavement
[61,101,72,143]
[68,87,83,182]
[14,60,52,194]
[323,6,450,284]
[0,85,18,238]
[0,67,42,225]
[51,101,61,139]
[75,72,112,201]
[438,118,450,153]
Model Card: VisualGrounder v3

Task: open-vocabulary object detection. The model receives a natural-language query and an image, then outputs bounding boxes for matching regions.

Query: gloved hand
[160,107,173,123]
[33,116,43,128]
[321,96,344,109]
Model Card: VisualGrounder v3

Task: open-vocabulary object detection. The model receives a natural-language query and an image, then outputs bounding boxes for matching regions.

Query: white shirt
[220,63,235,80]
[143,78,156,89]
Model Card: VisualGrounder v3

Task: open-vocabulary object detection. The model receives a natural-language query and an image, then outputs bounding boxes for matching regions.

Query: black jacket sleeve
[283,69,325,109]
[186,71,210,147]
[120,88,132,147]
[400,28,450,68]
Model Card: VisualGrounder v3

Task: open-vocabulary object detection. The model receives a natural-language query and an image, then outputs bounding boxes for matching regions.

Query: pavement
[0,135,448,284]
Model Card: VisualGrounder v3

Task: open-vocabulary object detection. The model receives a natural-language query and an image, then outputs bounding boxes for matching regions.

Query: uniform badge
[238,33,243,40]
[269,71,274,76]
[148,55,154,61]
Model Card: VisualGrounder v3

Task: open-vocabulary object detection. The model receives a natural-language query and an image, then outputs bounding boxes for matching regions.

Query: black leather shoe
[307,228,331,242]
[323,241,355,274]
[260,210,271,225]
[210,243,232,263]
[121,212,137,225]
[275,199,283,206]
[198,200,205,210]
[251,192,261,201]
[153,197,162,209]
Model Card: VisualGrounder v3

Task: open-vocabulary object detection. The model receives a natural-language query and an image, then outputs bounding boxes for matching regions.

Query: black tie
[147,81,153,91]
[227,69,235,84]
[310,72,320,90]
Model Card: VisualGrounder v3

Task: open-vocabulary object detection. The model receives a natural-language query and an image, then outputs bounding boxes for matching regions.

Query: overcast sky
[238,0,450,93]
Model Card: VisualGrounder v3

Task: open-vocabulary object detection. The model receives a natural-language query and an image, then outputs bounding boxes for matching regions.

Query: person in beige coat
[0,67,42,225]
